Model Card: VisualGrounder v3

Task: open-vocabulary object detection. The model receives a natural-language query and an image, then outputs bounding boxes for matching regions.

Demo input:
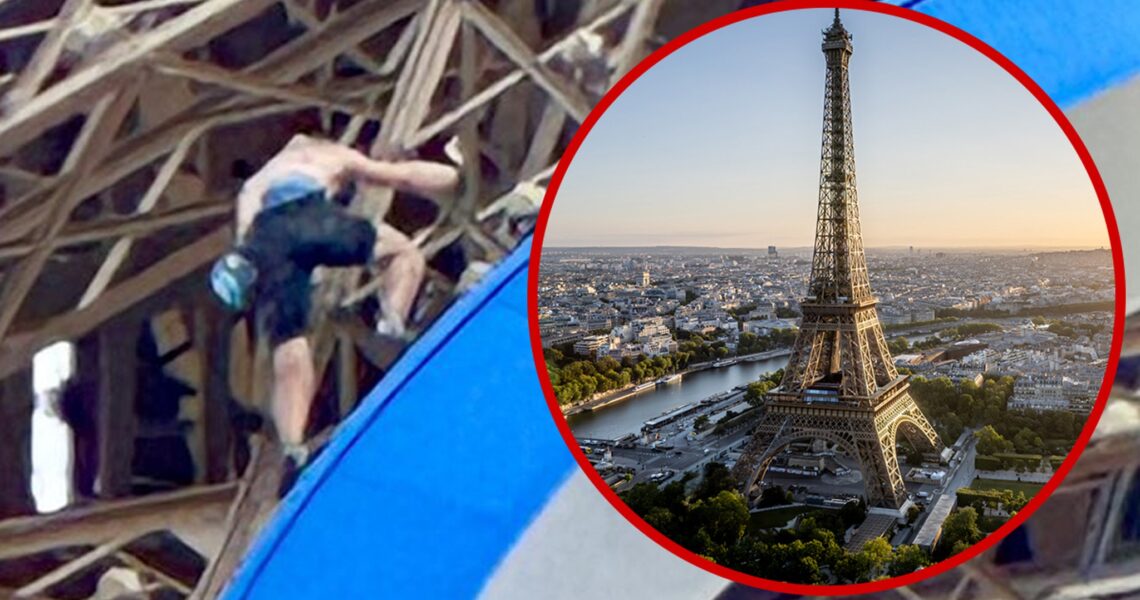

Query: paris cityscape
[536,9,1112,585]
[540,247,1112,415]
[538,246,1111,582]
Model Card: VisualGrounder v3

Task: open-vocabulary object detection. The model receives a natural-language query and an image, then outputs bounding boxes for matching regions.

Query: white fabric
[478,469,729,600]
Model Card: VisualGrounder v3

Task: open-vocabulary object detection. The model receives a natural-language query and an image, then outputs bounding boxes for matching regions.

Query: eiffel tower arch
[734,385,941,509]
[731,10,943,510]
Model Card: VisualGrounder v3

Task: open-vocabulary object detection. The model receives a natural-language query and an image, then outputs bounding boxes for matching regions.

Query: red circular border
[526,1,1125,595]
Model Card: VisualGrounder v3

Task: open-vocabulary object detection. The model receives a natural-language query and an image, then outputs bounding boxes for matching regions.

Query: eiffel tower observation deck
[732,10,943,510]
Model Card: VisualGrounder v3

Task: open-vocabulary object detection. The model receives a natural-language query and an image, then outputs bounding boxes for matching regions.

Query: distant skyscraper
[909,246,914,255]
[768,245,778,257]
[642,270,650,287]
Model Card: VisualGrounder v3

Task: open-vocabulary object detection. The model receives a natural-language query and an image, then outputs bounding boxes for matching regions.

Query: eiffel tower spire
[731,11,943,510]
[813,6,868,306]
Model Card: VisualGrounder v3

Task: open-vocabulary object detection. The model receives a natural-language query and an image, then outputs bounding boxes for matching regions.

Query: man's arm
[235,182,261,243]
[340,148,460,198]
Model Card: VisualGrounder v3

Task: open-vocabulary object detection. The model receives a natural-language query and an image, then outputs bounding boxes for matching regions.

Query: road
[763,452,941,501]
[901,435,978,544]
[608,429,753,486]
[597,394,758,487]
[735,349,794,363]
[941,436,978,497]
[595,394,973,496]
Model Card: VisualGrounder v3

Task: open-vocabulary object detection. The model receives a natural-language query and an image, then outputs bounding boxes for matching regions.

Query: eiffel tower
[731,10,942,510]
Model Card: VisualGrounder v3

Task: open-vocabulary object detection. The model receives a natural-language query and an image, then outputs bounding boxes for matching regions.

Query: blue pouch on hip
[265,174,326,209]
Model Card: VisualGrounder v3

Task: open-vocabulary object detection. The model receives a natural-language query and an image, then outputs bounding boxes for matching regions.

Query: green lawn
[971,478,1044,496]
[749,505,838,532]
[749,506,814,531]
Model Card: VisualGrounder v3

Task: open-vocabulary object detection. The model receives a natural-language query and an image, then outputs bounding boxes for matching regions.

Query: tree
[937,508,984,560]
[758,485,793,508]
[906,504,922,525]
[940,413,965,442]
[745,380,775,406]
[695,462,736,500]
[1013,427,1044,454]
[787,555,823,585]
[835,552,874,583]
[645,506,677,538]
[690,528,723,563]
[975,425,1014,455]
[621,483,661,515]
[776,306,800,318]
[806,527,845,566]
[890,545,931,576]
[888,337,911,355]
[658,480,690,515]
[693,491,750,547]
[544,347,564,364]
[597,356,621,373]
[694,415,711,431]
[862,538,893,577]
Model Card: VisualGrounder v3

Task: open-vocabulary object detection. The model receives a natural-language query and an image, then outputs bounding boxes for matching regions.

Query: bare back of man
[236,134,457,241]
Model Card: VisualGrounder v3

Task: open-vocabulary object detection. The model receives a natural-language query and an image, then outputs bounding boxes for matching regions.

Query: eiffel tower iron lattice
[731,10,943,510]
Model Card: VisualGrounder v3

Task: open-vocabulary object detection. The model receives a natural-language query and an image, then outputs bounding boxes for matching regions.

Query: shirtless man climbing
[210,134,458,472]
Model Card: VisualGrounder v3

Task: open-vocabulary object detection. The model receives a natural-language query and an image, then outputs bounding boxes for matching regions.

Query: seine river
[562,328,937,440]
[565,356,787,440]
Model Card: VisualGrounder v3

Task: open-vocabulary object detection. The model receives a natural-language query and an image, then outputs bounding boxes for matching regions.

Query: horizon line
[542,244,1110,251]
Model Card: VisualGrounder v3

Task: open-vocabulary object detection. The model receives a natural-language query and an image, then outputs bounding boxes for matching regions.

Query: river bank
[560,348,791,417]
[567,356,790,440]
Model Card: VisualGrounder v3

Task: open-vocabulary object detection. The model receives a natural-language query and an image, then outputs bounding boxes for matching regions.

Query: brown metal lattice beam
[0,0,280,157]
[0,483,236,561]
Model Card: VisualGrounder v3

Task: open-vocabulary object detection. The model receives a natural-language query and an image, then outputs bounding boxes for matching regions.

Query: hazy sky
[545,8,1109,249]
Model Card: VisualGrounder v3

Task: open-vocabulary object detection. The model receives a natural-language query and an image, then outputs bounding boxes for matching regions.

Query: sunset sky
[544,8,1109,250]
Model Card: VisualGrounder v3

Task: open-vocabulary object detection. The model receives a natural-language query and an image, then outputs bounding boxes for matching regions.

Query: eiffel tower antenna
[731,10,943,510]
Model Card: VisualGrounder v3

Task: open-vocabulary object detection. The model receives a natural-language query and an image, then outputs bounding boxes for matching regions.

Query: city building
[742,318,798,336]
[573,335,609,357]
[913,495,957,552]
[1009,374,1094,413]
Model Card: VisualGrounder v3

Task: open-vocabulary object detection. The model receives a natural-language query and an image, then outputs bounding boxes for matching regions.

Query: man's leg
[270,336,315,451]
[287,199,424,337]
[373,223,426,337]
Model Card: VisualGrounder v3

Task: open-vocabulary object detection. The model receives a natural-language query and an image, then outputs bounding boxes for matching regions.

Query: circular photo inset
[528,2,1121,595]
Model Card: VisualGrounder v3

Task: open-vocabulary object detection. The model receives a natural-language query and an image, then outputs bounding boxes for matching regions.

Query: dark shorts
[240,193,377,346]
